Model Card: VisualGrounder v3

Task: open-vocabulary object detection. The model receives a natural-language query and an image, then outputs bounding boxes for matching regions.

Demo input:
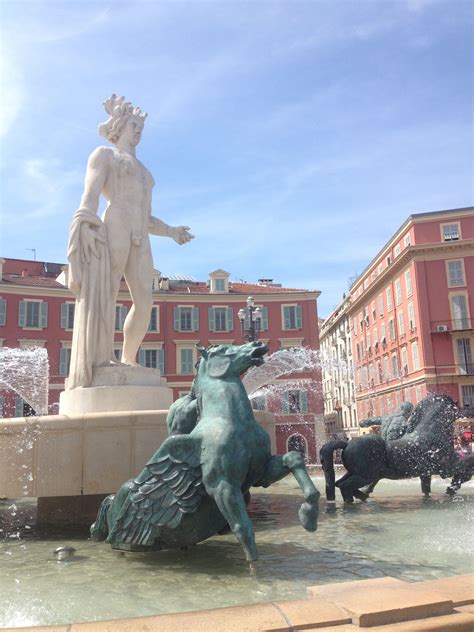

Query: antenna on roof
[26,248,37,261]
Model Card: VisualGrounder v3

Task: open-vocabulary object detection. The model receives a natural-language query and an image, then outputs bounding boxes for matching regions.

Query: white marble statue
[67,95,194,389]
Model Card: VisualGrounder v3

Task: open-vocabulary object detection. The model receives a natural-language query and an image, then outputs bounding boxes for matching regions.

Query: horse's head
[196,342,268,379]
[406,394,459,435]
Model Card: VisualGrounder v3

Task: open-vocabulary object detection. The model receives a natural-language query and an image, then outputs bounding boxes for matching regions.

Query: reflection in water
[1,477,473,627]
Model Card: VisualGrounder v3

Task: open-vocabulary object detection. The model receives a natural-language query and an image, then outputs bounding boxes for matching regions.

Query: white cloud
[0,57,26,139]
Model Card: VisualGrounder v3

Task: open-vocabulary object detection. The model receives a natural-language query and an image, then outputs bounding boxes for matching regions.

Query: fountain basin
[1,477,473,628]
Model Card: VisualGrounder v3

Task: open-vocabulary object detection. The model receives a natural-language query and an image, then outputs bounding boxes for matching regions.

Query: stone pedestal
[59,365,173,415]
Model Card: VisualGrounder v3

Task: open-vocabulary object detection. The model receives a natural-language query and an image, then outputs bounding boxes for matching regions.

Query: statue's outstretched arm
[148,215,194,245]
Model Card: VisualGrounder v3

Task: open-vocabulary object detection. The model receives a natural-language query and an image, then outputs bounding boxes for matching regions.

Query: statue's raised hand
[80,221,106,264]
[170,225,194,245]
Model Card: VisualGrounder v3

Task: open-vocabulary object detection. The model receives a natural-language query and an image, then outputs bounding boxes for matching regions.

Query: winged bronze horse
[91,341,320,561]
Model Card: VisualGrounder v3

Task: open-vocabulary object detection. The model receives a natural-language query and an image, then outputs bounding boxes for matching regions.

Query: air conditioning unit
[437,325,448,332]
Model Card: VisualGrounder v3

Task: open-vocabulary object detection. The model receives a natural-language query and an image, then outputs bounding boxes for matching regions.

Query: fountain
[0,347,49,416]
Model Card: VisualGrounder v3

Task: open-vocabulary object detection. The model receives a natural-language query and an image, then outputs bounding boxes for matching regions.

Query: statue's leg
[122,240,154,365]
[209,480,258,562]
[338,474,371,504]
[420,474,431,496]
[257,452,320,531]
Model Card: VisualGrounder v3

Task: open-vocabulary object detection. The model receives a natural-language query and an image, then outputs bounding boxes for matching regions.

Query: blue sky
[1,0,472,317]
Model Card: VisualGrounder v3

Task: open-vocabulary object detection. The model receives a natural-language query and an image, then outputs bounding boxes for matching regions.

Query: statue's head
[98,94,148,145]
[399,401,414,418]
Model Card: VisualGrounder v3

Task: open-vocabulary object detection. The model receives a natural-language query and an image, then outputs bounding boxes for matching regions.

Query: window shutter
[226,308,233,331]
[208,307,215,332]
[138,349,146,366]
[0,298,6,326]
[260,306,268,331]
[283,306,291,329]
[295,305,302,329]
[244,311,251,330]
[158,349,165,374]
[300,391,308,413]
[282,392,290,414]
[120,306,128,330]
[192,307,199,331]
[14,396,24,417]
[61,304,68,329]
[174,307,180,331]
[40,302,48,328]
[18,300,26,327]
[59,348,69,376]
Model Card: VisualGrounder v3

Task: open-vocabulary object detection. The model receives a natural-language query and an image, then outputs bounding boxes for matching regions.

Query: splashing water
[0,348,49,416]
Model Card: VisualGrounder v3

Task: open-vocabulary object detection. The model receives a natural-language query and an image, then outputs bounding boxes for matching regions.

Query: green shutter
[208,307,215,332]
[138,349,146,366]
[300,390,308,413]
[120,306,128,329]
[61,304,68,329]
[192,307,199,331]
[226,308,234,331]
[283,306,291,329]
[0,298,6,326]
[18,300,26,327]
[174,307,180,331]
[59,348,69,376]
[295,305,302,329]
[282,392,290,414]
[39,302,48,328]
[14,397,24,417]
[158,349,165,374]
[260,306,268,331]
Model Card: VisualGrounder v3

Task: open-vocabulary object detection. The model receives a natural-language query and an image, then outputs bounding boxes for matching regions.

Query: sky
[0,0,472,317]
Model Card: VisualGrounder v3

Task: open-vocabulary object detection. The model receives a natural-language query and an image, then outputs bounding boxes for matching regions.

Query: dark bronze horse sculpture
[321,394,472,503]
[91,341,320,561]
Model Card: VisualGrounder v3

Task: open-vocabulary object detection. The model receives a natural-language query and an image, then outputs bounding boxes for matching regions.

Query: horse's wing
[107,435,205,547]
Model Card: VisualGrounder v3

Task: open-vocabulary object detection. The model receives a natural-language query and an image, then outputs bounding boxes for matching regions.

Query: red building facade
[0,261,323,462]
[348,207,474,421]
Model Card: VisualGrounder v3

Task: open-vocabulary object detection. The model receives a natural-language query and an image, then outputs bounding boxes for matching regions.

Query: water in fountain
[0,347,49,416]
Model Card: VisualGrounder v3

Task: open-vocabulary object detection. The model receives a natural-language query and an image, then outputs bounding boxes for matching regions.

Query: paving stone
[267,598,351,630]
[419,574,474,606]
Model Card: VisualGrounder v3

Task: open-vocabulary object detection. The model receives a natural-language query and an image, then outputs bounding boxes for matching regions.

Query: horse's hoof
[299,501,318,531]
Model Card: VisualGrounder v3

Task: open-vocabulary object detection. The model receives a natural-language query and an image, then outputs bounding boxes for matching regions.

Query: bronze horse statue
[91,341,320,561]
[321,394,472,503]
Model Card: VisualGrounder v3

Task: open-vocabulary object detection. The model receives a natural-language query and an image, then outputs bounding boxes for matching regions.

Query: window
[214,278,226,291]
[179,348,194,374]
[371,301,376,322]
[408,302,416,330]
[283,305,302,330]
[174,306,199,331]
[391,354,399,379]
[114,348,122,362]
[377,263,383,274]
[366,331,371,351]
[388,318,396,341]
[383,356,390,381]
[61,303,75,329]
[18,300,48,328]
[287,434,307,459]
[451,295,469,329]
[411,341,420,370]
[139,348,165,373]
[398,311,405,336]
[401,347,408,375]
[59,347,72,376]
[378,294,384,317]
[462,385,474,410]
[377,361,383,384]
[353,317,358,337]
[14,396,35,417]
[0,298,6,326]
[148,306,159,332]
[209,307,234,332]
[457,338,472,375]
[442,223,460,241]
[405,270,412,297]
[115,305,128,331]
[404,234,411,247]
[244,305,268,331]
[251,395,266,411]
[447,260,465,287]
[381,322,386,343]
[386,287,393,312]
[394,244,401,257]
[395,278,402,305]
[282,390,308,414]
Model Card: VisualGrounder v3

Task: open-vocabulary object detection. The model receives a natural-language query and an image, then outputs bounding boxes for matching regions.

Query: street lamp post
[238,296,262,342]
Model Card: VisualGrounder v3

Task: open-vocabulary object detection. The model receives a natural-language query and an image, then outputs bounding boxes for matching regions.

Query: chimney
[160,277,169,291]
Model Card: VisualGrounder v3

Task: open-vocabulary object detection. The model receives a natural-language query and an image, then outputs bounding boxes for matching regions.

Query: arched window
[287,433,308,459]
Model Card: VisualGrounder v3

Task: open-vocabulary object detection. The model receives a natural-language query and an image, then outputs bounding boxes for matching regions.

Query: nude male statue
[67,95,193,388]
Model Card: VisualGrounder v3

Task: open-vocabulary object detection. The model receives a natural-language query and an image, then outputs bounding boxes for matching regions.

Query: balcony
[431,319,473,333]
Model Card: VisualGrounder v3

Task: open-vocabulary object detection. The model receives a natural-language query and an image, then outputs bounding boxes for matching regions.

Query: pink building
[348,207,474,422]
[0,260,323,461]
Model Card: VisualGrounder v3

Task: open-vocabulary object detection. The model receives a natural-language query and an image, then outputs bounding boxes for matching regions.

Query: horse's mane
[406,394,458,433]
